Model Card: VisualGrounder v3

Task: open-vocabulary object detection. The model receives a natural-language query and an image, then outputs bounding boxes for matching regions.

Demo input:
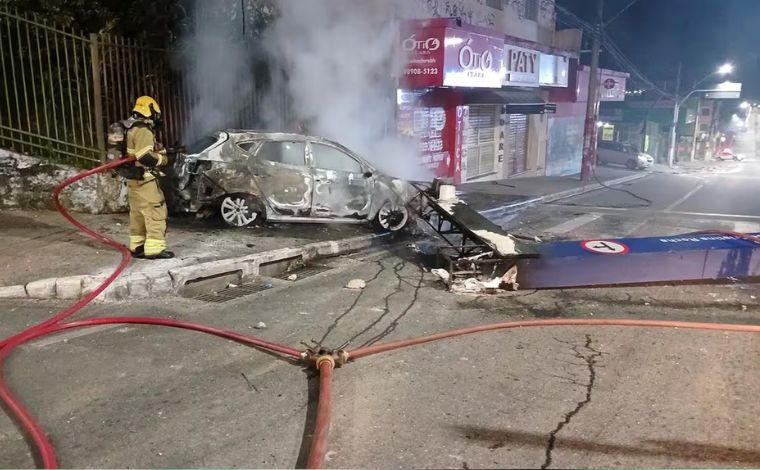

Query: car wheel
[375,201,409,232]
[220,194,263,228]
[625,159,638,170]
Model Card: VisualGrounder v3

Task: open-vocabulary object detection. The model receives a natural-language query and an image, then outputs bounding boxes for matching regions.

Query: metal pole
[667,62,682,167]
[689,95,701,161]
[89,33,105,159]
[580,0,603,183]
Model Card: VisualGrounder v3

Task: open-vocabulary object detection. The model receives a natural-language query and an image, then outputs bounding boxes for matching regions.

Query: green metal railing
[0,8,190,167]
[0,8,291,168]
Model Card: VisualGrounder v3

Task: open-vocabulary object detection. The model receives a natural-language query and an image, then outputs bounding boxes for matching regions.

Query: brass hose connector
[301,340,351,369]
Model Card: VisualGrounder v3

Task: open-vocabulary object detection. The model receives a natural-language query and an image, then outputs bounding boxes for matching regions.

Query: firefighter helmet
[132,96,162,127]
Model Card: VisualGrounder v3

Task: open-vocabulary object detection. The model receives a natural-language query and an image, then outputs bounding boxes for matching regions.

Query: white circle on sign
[581,240,629,255]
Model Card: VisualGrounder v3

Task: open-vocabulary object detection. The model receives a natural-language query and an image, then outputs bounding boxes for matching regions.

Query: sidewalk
[458,165,649,217]
[0,165,650,301]
[0,209,388,301]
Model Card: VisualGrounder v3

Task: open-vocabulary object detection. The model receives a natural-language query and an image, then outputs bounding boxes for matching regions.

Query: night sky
[557,0,760,101]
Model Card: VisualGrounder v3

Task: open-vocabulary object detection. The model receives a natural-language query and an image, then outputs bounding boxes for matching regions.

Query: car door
[602,142,625,165]
[247,140,313,216]
[308,141,372,219]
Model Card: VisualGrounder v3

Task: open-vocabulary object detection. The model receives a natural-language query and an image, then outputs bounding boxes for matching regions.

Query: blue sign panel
[518,232,760,289]
[538,232,760,258]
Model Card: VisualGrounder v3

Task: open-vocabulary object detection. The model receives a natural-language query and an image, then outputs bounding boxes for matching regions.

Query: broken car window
[256,141,306,166]
[186,135,218,154]
[237,141,257,153]
[311,143,362,173]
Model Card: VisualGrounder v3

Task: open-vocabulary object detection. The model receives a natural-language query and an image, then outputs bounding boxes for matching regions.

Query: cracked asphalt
[3,161,760,468]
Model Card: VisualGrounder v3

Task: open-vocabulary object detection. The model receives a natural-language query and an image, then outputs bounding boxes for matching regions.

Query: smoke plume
[178,0,264,142]
[264,0,430,180]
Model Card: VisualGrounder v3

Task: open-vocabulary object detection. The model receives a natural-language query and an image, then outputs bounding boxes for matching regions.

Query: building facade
[397,0,587,183]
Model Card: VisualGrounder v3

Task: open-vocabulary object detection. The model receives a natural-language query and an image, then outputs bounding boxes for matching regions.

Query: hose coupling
[301,340,350,369]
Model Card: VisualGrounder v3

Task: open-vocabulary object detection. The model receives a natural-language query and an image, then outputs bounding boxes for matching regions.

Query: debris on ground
[345,279,366,290]
[501,265,519,290]
[253,321,267,329]
[287,274,298,281]
[261,283,273,289]
[742,305,748,311]
[431,268,450,283]
[435,265,520,294]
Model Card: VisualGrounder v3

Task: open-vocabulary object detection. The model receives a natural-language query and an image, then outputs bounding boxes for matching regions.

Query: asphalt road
[2,160,760,469]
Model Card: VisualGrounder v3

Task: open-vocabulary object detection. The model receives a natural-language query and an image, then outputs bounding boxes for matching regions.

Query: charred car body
[172,131,412,231]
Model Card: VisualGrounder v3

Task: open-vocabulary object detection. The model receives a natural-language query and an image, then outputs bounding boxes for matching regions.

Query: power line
[604,0,641,27]
[555,4,671,98]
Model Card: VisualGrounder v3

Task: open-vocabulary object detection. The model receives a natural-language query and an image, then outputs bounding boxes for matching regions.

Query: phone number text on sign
[405,67,440,76]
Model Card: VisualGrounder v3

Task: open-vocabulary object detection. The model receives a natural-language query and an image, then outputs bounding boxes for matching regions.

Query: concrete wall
[0,150,127,213]
[409,0,556,43]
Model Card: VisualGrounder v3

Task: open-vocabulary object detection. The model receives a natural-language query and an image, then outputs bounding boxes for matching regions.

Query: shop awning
[460,89,557,114]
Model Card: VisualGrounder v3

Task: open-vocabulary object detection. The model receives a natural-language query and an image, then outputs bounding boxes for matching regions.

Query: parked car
[171,131,413,231]
[597,141,654,170]
[714,148,743,161]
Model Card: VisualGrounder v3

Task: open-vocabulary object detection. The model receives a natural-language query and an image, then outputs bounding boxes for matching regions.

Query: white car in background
[715,148,744,161]
[597,141,654,170]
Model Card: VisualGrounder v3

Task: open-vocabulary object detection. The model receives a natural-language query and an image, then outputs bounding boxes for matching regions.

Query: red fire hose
[3,158,760,469]
[306,358,335,469]
[0,158,302,468]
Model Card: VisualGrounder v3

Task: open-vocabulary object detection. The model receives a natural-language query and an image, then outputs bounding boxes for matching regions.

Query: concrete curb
[0,173,647,302]
[477,172,648,221]
[1,232,391,302]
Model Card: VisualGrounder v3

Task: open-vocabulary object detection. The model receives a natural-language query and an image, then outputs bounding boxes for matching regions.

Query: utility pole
[667,62,682,167]
[580,0,604,183]
[689,94,702,162]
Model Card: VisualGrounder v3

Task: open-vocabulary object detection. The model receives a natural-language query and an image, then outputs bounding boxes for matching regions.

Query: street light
[668,63,734,167]
[717,63,734,75]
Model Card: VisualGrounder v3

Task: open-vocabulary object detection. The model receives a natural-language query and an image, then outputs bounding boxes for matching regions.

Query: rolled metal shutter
[465,106,497,179]
[507,114,528,176]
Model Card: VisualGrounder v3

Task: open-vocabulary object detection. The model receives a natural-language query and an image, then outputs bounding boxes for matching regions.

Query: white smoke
[178,0,268,142]
[263,0,431,180]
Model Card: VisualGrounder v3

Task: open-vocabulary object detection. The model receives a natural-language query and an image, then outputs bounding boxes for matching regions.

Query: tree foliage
[5,0,277,47]
[4,0,188,47]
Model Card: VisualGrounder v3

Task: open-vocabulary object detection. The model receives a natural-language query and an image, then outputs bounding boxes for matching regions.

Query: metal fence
[0,8,289,168]
[0,9,104,165]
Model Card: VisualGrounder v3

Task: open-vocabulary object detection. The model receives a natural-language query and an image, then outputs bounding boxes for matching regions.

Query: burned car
[172,131,412,231]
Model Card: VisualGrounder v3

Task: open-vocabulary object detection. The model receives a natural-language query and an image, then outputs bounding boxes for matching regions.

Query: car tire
[219,193,264,228]
[625,159,638,170]
[374,201,409,232]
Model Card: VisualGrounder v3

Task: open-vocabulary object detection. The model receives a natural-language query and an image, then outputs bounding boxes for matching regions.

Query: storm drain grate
[275,264,333,281]
[194,282,273,303]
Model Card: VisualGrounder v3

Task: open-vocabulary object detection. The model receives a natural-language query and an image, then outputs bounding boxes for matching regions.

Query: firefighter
[125,96,174,259]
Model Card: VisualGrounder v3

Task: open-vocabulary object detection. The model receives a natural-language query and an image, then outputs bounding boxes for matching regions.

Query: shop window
[256,141,305,166]
[701,108,711,116]
[311,143,362,173]
[465,106,498,179]
[524,0,539,21]
[486,0,504,10]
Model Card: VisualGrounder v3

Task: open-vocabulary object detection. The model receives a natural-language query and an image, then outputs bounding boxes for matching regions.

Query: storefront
[398,19,560,183]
